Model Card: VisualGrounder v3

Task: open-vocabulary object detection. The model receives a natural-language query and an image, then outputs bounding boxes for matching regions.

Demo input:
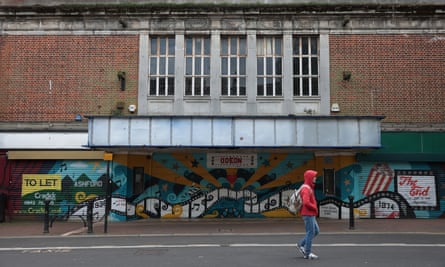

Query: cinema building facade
[0,0,444,222]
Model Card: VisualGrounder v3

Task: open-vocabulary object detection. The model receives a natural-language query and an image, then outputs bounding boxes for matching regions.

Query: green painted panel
[357,132,445,162]
[379,132,445,154]
[423,133,445,153]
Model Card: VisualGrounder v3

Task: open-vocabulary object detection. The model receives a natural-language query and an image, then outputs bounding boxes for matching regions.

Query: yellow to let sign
[103,153,113,161]
[21,174,62,196]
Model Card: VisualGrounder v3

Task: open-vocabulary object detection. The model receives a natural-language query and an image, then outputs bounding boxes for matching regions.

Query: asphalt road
[0,233,444,267]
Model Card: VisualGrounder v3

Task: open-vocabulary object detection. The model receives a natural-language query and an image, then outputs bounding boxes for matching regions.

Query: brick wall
[330,34,445,123]
[0,35,138,122]
[2,34,444,124]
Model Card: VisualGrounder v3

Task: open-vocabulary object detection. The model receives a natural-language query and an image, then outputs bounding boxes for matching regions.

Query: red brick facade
[330,34,445,123]
[0,35,139,121]
[1,34,444,124]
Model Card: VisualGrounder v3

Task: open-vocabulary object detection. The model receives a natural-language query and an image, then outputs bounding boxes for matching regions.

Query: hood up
[303,169,318,188]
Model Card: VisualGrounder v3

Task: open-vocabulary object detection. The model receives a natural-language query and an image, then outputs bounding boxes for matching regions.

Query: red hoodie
[300,170,318,216]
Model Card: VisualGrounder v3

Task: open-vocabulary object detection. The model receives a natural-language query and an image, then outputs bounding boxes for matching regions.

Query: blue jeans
[299,215,319,255]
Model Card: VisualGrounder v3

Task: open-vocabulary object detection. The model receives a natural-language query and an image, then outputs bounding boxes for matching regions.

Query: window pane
[149,57,157,75]
[302,37,308,55]
[292,37,299,55]
[302,58,309,75]
[239,78,246,95]
[168,77,174,95]
[266,57,273,75]
[230,57,237,75]
[160,38,166,55]
[311,37,318,55]
[221,37,228,55]
[312,78,319,95]
[186,38,192,55]
[266,38,272,55]
[194,77,201,95]
[256,38,263,55]
[275,78,282,95]
[185,77,192,95]
[168,37,175,54]
[150,39,157,55]
[204,38,210,55]
[275,38,282,55]
[195,39,202,54]
[311,58,318,75]
[257,58,264,75]
[221,78,228,95]
[186,58,192,75]
[239,37,246,55]
[222,58,228,75]
[159,78,166,95]
[230,38,237,55]
[257,78,263,95]
[293,58,300,75]
[149,78,157,95]
[159,57,166,75]
[303,78,309,95]
[275,58,282,75]
[266,77,273,95]
[195,57,201,74]
[168,57,175,75]
[239,57,246,75]
[293,78,300,96]
[204,78,210,95]
[230,78,237,96]
[204,57,210,75]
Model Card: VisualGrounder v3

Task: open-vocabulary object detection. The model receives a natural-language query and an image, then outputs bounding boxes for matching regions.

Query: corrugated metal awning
[86,115,383,149]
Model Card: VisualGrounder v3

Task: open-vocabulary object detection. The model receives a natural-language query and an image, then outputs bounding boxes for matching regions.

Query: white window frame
[292,36,319,96]
[185,36,211,96]
[221,36,247,96]
[256,36,283,97]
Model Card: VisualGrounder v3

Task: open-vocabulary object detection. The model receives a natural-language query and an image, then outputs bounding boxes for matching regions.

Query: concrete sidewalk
[0,217,443,237]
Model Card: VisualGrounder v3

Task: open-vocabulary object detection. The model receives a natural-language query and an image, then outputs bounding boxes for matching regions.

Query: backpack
[287,184,309,214]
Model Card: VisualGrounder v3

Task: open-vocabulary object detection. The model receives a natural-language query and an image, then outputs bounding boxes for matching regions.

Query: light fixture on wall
[331,103,340,112]
[128,104,137,113]
[75,114,82,121]
[118,71,126,91]
[343,71,351,81]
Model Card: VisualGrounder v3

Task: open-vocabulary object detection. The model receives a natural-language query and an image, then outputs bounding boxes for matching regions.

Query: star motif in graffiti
[172,163,179,171]
[191,159,199,168]
[286,161,294,169]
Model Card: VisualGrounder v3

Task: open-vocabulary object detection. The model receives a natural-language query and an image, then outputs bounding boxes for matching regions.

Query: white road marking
[0,243,444,252]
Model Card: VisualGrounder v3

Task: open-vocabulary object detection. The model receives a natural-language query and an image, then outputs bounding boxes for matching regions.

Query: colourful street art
[6,153,445,221]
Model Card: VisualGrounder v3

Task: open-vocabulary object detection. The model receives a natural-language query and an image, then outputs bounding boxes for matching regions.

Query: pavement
[0,217,444,237]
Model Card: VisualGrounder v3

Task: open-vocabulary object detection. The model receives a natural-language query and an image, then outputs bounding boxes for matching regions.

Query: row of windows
[149,36,319,97]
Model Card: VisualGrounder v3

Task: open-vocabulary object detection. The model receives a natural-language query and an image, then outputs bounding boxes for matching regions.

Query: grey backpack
[287,184,309,214]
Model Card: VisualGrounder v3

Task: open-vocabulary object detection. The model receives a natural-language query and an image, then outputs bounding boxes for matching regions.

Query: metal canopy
[87,115,383,149]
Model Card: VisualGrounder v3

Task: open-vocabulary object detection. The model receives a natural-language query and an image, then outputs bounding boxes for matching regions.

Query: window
[323,168,335,196]
[133,167,145,195]
[293,36,319,96]
[221,36,247,96]
[149,36,175,96]
[185,36,211,96]
[256,36,282,96]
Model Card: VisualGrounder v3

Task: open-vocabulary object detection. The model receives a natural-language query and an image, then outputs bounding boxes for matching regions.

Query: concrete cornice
[0,1,444,16]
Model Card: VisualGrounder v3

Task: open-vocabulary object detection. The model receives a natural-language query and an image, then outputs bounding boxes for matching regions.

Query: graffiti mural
[13,160,127,222]
[126,153,313,219]
[8,153,445,221]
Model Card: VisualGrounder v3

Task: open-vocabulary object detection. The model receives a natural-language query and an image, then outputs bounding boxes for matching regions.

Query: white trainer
[304,253,319,260]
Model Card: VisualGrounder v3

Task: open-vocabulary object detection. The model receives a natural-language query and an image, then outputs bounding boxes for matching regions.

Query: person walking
[297,169,320,260]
